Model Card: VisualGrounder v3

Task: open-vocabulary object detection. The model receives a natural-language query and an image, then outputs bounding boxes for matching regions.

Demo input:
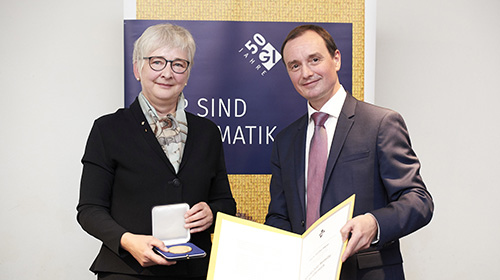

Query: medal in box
[152,203,206,260]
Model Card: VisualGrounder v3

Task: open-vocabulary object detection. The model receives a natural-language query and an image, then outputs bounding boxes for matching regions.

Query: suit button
[171,178,181,188]
[301,220,305,227]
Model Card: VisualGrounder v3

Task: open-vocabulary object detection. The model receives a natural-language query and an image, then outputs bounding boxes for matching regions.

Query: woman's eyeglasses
[143,56,190,74]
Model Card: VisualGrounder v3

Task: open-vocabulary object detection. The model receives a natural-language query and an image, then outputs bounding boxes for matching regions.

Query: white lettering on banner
[219,125,277,145]
[197,98,247,118]
[238,32,282,77]
[186,98,275,146]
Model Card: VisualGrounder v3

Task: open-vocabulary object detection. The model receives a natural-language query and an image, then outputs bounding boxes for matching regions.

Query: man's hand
[340,214,378,262]
[185,202,213,234]
[120,232,177,267]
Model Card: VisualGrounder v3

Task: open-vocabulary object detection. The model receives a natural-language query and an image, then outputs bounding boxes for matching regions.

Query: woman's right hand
[120,232,177,267]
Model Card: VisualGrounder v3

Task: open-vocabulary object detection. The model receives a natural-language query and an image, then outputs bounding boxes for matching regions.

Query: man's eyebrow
[286,52,324,67]
[286,59,299,67]
[308,52,323,59]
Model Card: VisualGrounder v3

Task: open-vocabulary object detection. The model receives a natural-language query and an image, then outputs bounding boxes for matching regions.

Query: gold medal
[168,245,192,254]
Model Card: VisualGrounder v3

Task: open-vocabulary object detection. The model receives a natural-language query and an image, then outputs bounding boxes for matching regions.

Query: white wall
[375,0,500,279]
[0,0,123,279]
[1,0,499,279]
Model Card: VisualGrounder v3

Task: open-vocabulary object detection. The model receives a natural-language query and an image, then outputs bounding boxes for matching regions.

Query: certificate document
[207,195,355,280]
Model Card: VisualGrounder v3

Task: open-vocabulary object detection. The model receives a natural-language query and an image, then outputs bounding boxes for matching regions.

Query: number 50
[244,33,266,54]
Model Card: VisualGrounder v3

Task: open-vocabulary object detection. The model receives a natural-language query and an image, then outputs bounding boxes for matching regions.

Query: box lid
[152,203,190,246]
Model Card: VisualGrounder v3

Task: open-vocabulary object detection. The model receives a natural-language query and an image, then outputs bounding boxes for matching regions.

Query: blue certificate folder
[153,243,207,260]
[152,203,206,261]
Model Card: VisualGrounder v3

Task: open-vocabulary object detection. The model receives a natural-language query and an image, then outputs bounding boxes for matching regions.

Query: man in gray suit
[265,25,433,279]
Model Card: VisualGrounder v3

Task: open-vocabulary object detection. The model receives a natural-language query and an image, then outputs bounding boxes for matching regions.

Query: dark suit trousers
[341,256,405,280]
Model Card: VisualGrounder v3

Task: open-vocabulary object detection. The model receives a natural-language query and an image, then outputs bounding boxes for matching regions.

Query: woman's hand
[184,202,213,234]
[120,232,177,267]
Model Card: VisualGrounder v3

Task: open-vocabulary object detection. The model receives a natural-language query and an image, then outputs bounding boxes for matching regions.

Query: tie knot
[311,112,329,127]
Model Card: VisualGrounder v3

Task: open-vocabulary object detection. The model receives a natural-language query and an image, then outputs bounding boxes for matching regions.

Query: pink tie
[306,112,329,228]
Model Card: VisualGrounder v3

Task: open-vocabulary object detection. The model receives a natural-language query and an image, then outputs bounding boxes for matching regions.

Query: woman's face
[134,46,190,110]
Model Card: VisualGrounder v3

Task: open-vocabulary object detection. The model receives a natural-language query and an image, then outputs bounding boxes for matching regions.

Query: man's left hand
[340,214,378,262]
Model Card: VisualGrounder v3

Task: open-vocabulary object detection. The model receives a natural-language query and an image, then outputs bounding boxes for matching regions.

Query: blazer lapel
[177,113,193,173]
[323,94,356,189]
[129,99,176,173]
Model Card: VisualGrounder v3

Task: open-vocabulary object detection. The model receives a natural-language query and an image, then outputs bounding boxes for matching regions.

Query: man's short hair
[281,25,338,60]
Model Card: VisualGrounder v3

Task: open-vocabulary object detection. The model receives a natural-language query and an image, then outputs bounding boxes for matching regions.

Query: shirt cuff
[364,213,380,245]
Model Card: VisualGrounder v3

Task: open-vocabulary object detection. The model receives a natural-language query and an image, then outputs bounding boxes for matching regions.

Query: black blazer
[265,94,433,279]
[77,98,236,277]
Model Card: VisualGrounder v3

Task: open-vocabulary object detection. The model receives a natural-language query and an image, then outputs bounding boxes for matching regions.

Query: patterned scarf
[138,93,188,173]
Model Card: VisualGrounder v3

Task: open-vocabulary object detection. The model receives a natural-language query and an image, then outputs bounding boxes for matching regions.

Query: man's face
[282,30,341,110]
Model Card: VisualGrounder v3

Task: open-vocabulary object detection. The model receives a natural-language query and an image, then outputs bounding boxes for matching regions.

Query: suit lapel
[294,115,308,218]
[323,94,356,190]
[129,99,176,173]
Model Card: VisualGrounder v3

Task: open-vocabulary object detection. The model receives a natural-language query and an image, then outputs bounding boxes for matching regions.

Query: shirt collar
[307,85,347,120]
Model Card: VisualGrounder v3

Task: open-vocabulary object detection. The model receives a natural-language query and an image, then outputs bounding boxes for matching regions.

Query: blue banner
[124,20,352,174]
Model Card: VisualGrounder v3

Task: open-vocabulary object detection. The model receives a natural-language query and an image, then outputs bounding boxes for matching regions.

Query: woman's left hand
[184,202,213,234]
